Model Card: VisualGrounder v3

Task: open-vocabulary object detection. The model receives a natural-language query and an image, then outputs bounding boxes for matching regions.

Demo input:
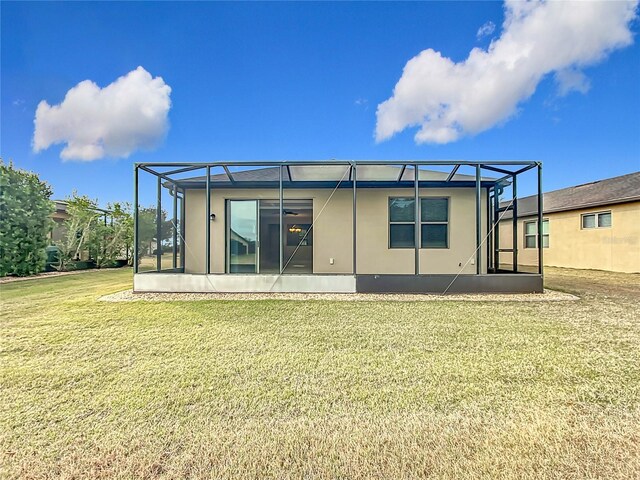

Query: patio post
[414,164,419,275]
[352,163,357,275]
[494,185,500,271]
[279,165,284,274]
[172,184,178,269]
[180,188,186,269]
[537,163,544,276]
[205,166,211,274]
[475,165,482,274]
[156,176,162,271]
[133,165,139,274]
[486,185,492,271]
[512,174,518,272]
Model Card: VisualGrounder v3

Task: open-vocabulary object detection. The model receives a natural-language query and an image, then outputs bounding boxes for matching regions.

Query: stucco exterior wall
[498,201,640,273]
[184,187,488,275]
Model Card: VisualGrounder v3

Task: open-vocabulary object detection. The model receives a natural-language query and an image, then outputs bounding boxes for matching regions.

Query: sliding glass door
[227,199,313,274]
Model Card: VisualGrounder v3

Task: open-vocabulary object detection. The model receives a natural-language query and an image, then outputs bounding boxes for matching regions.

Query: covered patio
[133,160,544,294]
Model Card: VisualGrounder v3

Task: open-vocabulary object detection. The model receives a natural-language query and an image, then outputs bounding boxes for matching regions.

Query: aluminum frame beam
[352,164,357,275]
[475,165,482,274]
[133,165,139,274]
[279,166,284,274]
[205,166,211,275]
[156,176,162,271]
[172,184,178,269]
[512,174,518,272]
[445,165,460,182]
[137,160,539,170]
[414,165,420,275]
[537,164,544,276]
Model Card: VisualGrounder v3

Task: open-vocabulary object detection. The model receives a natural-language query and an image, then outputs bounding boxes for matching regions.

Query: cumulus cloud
[375,0,638,145]
[33,66,171,161]
[476,21,496,39]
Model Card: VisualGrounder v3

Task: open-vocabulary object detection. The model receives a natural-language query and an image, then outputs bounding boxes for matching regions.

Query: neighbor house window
[389,197,415,248]
[421,198,449,248]
[524,219,549,248]
[388,197,450,249]
[581,211,611,229]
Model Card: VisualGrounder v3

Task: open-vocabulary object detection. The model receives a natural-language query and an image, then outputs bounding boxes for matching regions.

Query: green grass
[1,268,639,479]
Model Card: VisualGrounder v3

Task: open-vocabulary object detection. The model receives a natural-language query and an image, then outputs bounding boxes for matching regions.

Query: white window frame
[524,219,549,249]
[581,211,612,229]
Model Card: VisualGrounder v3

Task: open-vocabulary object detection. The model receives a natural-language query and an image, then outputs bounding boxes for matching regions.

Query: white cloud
[33,66,171,161]
[375,0,638,145]
[476,21,496,39]
[554,68,591,96]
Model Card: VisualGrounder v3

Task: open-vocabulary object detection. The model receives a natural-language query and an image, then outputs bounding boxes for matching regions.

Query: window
[421,198,449,248]
[388,197,449,249]
[581,211,611,229]
[524,219,549,248]
[389,197,415,248]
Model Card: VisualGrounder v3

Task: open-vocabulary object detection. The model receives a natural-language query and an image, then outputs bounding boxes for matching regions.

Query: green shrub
[0,161,54,276]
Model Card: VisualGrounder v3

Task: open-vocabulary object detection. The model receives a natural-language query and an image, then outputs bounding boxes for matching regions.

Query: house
[50,200,71,244]
[133,160,545,294]
[49,200,112,245]
[499,171,640,273]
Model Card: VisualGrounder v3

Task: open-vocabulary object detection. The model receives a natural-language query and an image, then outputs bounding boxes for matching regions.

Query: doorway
[226,199,313,274]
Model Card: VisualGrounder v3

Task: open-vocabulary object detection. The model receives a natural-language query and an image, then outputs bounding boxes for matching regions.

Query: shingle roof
[503,171,640,218]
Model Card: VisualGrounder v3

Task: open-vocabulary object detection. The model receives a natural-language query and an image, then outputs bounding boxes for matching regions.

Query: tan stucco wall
[184,187,488,275]
[498,201,640,273]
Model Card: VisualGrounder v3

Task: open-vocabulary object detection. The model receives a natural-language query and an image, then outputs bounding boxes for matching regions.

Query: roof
[176,165,498,186]
[51,199,111,215]
[503,171,640,218]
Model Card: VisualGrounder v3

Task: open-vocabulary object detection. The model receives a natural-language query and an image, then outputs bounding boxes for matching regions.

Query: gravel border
[99,289,578,303]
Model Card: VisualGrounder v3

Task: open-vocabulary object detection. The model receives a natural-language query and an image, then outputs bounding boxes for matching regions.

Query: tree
[93,202,133,267]
[0,160,54,277]
[52,193,103,271]
[136,206,173,256]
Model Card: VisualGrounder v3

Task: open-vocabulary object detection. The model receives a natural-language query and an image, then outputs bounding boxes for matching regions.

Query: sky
[2,1,639,207]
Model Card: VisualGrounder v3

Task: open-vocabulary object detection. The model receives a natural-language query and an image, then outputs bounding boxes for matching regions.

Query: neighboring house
[133,160,545,294]
[499,171,640,273]
[50,200,71,244]
[49,200,113,260]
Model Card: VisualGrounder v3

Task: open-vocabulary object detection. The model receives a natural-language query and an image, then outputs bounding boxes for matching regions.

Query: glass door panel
[259,200,280,273]
[283,200,313,274]
[227,200,258,273]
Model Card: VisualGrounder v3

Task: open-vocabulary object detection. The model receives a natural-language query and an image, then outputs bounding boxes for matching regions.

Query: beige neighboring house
[499,171,640,273]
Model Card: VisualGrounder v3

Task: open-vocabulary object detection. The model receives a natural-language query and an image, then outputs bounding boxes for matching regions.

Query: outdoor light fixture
[210,213,216,221]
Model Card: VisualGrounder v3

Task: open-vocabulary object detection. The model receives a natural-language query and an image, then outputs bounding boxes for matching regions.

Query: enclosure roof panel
[174,165,496,186]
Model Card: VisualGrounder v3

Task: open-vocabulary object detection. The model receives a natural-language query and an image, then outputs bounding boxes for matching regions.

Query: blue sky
[2,1,639,206]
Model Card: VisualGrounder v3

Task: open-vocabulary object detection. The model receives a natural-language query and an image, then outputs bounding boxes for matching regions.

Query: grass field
[1,268,639,479]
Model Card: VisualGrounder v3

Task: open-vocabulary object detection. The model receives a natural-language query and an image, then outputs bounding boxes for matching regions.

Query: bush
[0,161,54,277]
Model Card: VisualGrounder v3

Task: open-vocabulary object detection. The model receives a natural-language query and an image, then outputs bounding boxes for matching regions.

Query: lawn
[1,268,639,479]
